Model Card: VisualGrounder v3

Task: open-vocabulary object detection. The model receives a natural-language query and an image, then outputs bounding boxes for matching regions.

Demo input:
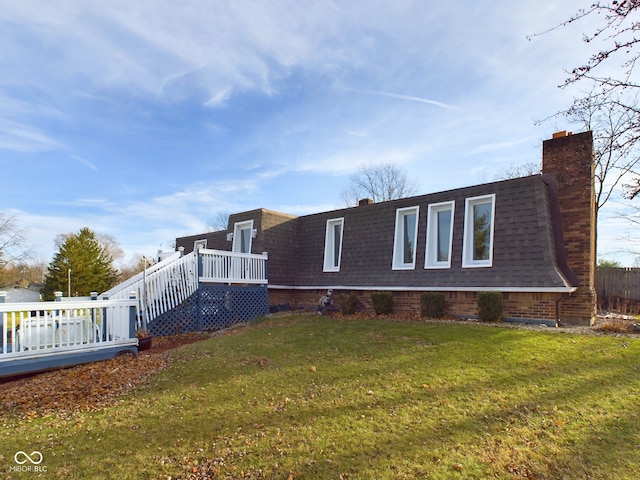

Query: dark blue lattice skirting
[148,285,269,337]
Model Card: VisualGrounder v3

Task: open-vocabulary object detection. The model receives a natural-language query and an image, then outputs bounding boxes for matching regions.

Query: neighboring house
[0,285,42,303]
[176,131,596,325]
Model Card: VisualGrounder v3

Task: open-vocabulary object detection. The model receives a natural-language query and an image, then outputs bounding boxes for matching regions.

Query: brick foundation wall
[269,288,562,321]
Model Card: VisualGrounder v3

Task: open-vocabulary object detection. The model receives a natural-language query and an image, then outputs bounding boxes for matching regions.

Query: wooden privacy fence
[596,267,640,314]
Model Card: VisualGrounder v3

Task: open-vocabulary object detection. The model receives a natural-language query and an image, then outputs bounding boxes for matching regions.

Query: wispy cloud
[0,118,64,152]
[204,87,234,108]
[289,145,423,176]
[349,88,457,110]
[19,180,262,260]
[470,136,537,155]
[70,155,98,171]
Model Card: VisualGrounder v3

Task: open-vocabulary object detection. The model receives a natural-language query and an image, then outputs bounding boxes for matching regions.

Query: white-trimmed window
[194,239,207,251]
[232,220,254,253]
[462,194,495,268]
[425,201,454,269]
[392,206,419,270]
[323,217,344,272]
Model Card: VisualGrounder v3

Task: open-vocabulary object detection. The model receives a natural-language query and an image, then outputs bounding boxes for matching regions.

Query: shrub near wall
[371,291,393,315]
[340,293,359,315]
[421,292,446,318]
[477,291,502,322]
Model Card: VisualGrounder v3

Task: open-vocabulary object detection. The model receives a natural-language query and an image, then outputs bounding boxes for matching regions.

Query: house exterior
[0,285,42,303]
[176,131,596,325]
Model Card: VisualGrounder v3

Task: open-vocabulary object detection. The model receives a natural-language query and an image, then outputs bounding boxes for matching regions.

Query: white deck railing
[142,251,199,326]
[199,248,268,284]
[0,297,137,360]
[98,248,267,328]
[101,250,198,328]
[101,250,184,301]
[0,248,268,372]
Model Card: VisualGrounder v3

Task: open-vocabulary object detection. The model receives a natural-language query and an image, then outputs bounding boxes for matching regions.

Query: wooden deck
[0,248,269,378]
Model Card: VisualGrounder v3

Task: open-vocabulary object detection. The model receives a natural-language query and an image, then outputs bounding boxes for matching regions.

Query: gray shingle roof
[177,174,577,292]
[276,174,575,291]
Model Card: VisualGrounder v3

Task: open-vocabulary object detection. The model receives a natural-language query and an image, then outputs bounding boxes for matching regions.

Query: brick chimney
[542,130,596,325]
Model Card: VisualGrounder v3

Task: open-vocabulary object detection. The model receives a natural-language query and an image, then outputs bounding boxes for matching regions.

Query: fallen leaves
[0,333,212,420]
[0,353,169,420]
[156,448,267,479]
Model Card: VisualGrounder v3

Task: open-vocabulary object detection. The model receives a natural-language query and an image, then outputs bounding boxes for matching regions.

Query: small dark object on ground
[317,289,335,315]
[138,336,152,351]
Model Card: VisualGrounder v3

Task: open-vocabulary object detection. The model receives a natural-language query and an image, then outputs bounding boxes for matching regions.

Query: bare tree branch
[340,163,417,207]
[533,2,640,204]
[0,213,31,269]
[207,211,230,232]
[558,88,640,208]
[493,161,541,180]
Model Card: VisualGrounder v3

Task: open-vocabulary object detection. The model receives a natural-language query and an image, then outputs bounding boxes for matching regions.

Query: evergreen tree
[42,228,119,299]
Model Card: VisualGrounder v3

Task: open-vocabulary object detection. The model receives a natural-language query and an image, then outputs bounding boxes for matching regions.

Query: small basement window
[392,206,419,270]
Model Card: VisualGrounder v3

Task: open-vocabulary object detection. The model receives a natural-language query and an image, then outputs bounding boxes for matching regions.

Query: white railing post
[263,252,269,284]
[0,291,6,353]
[129,292,138,338]
[142,258,148,331]
[53,291,63,343]
[90,292,98,341]
[101,295,109,341]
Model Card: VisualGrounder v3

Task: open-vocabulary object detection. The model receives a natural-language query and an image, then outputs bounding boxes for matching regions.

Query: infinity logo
[14,451,43,465]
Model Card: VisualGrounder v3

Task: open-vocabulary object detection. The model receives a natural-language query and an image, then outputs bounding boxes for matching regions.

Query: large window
[425,201,454,269]
[232,220,254,253]
[462,194,495,268]
[392,206,419,270]
[323,218,344,272]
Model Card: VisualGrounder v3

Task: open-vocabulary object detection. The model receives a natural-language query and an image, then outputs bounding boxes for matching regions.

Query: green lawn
[2,315,640,479]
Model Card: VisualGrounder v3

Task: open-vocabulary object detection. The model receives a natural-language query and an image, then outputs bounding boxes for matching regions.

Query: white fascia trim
[268,284,578,293]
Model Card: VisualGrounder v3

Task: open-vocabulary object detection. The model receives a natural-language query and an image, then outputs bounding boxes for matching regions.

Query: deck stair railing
[101,249,185,301]
[101,248,198,329]
[100,248,268,328]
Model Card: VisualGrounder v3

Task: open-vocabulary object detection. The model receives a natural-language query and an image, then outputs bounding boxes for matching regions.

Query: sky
[1,0,639,268]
